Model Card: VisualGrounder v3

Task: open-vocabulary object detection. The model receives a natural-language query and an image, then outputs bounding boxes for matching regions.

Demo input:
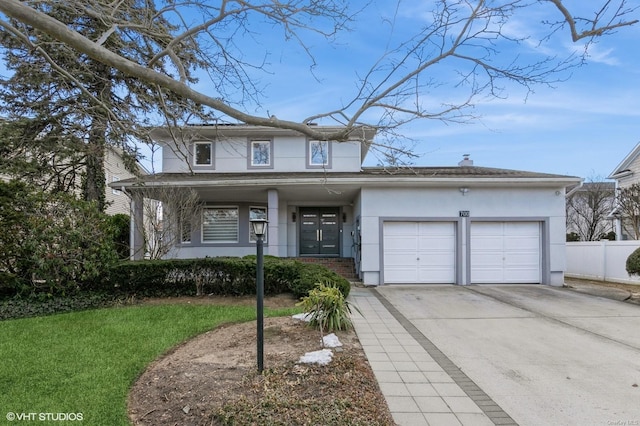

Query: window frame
[248,139,274,169]
[201,206,239,243]
[193,142,213,167]
[180,217,192,244]
[111,175,121,195]
[306,140,331,169]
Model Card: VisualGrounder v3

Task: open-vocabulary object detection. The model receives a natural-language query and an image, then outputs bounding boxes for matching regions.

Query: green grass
[0,304,300,425]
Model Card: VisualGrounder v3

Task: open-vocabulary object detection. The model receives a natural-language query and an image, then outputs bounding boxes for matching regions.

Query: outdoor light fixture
[459,187,470,196]
[250,217,268,373]
[250,218,268,238]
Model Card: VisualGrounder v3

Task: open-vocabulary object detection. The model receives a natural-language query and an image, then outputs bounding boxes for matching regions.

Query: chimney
[458,154,473,167]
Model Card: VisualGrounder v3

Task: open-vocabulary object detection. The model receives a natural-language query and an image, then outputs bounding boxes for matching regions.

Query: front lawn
[0,304,299,425]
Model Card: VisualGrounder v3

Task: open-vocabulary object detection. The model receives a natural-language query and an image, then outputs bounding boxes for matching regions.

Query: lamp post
[250,217,268,373]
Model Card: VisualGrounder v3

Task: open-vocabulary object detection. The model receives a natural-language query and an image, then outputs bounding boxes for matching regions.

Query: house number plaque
[459,211,470,217]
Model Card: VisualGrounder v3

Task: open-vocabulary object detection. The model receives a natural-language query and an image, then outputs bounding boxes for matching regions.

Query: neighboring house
[1,144,140,217]
[608,141,640,240]
[104,146,144,216]
[565,181,615,241]
[112,124,580,286]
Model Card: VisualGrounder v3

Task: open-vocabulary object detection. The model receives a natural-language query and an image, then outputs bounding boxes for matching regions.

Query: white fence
[566,241,640,284]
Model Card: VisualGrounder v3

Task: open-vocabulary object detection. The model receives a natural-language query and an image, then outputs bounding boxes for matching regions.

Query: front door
[299,207,341,256]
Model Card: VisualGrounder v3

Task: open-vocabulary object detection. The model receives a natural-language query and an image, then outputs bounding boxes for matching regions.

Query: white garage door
[383,222,456,284]
[471,222,541,284]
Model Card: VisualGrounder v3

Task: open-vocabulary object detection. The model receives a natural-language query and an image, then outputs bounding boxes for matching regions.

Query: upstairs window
[194,142,212,166]
[249,140,273,168]
[308,140,331,168]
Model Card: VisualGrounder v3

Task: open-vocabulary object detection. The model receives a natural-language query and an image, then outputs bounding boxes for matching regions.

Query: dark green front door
[299,207,341,256]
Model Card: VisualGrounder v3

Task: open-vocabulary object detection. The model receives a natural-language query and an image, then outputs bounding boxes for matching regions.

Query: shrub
[108,257,349,299]
[566,232,580,242]
[289,263,351,298]
[107,214,130,260]
[0,181,119,298]
[0,292,129,321]
[626,247,640,276]
[297,280,354,332]
[107,258,253,297]
[108,257,303,298]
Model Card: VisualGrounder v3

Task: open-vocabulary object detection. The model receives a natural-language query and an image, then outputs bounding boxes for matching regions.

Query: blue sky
[2,1,638,179]
[214,0,640,180]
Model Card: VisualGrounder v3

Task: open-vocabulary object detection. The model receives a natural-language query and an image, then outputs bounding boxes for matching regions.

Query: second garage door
[471,221,541,284]
[383,221,456,284]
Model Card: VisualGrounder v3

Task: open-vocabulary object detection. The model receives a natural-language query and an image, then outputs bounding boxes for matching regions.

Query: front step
[293,257,359,281]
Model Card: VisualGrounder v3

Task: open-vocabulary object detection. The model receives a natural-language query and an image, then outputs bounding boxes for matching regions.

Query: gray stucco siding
[357,186,568,286]
[161,137,363,174]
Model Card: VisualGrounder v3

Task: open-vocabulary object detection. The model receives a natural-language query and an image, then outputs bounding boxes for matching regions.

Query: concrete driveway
[352,285,640,426]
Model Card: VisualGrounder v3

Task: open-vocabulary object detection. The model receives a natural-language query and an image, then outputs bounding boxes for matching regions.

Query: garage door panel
[385,268,418,283]
[505,222,539,235]
[418,267,455,282]
[385,237,418,251]
[384,253,415,267]
[385,222,418,235]
[384,221,456,284]
[505,253,539,265]
[471,222,540,284]
[418,237,455,250]
[473,236,503,249]
[419,256,455,266]
[505,236,539,250]
[472,253,502,266]
[505,270,539,283]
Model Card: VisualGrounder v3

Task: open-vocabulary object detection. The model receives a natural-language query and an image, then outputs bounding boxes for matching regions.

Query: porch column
[615,217,623,240]
[267,189,279,256]
[130,191,145,260]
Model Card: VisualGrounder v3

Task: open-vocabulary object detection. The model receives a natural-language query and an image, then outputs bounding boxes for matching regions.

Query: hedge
[103,257,351,299]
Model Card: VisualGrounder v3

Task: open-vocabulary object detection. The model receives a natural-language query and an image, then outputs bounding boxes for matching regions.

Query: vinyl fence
[566,241,640,284]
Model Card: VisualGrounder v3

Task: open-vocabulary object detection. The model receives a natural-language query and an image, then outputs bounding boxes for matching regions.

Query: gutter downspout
[565,179,584,198]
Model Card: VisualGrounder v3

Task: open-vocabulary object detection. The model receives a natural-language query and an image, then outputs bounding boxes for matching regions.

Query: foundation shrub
[288,263,351,298]
[108,257,349,298]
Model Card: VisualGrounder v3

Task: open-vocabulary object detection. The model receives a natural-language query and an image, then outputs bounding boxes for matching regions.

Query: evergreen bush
[108,257,350,299]
[626,247,640,276]
[0,181,118,297]
[288,263,351,298]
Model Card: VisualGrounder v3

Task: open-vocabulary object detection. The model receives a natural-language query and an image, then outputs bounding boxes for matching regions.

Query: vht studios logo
[6,412,84,422]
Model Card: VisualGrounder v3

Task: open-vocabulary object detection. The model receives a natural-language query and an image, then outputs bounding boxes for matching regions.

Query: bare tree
[139,187,203,260]
[0,0,637,150]
[615,183,640,240]
[566,179,615,241]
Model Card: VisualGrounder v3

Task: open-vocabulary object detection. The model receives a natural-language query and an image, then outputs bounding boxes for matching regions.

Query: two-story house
[607,141,640,240]
[1,144,140,218]
[113,124,580,286]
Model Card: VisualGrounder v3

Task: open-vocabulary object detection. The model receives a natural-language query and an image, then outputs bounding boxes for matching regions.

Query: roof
[112,166,581,189]
[608,141,640,179]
